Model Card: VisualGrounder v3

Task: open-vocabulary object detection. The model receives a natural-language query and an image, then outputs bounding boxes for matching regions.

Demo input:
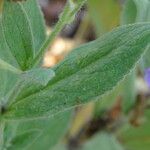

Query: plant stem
[30,0,87,68]
[0,59,22,74]
[0,121,5,149]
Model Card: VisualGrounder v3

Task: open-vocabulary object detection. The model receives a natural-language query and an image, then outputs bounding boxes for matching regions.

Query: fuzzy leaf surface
[4,23,150,120]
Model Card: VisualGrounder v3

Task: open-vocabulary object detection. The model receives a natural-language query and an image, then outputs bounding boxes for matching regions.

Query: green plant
[0,0,150,149]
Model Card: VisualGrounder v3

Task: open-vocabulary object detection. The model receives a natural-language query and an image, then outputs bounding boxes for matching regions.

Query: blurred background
[36,0,150,150]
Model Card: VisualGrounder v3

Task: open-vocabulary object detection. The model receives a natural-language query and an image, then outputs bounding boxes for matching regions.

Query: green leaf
[94,83,122,117]
[27,111,71,150]
[88,0,121,35]
[21,0,46,53]
[1,0,46,70]
[0,0,46,100]
[121,0,150,24]
[7,68,55,106]
[4,23,150,120]
[121,70,136,113]
[121,0,150,70]
[82,132,124,150]
[0,14,18,100]
[6,130,41,150]
[2,0,34,70]
[120,110,150,150]
[4,111,71,150]
[0,58,22,74]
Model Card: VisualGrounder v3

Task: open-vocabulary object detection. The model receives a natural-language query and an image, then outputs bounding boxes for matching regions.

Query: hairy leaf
[2,0,46,70]
[2,0,34,70]
[21,0,46,53]
[4,23,150,120]
[0,0,45,101]
[7,68,55,106]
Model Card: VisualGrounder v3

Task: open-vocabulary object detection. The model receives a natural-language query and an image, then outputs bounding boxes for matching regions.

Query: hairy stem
[30,0,87,68]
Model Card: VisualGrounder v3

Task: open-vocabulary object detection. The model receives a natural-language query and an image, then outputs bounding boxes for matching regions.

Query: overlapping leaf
[4,23,150,120]
[121,0,150,70]
[4,111,71,150]
[0,0,46,101]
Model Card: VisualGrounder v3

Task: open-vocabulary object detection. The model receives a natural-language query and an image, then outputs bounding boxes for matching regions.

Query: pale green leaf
[21,0,46,53]
[2,0,34,70]
[0,58,22,74]
[88,0,121,35]
[2,0,46,69]
[6,130,40,150]
[94,83,122,117]
[0,0,46,101]
[120,110,150,150]
[121,0,150,70]
[7,68,55,106]
[4,23,150,120]
[4,111,71,150]
[82,132,124,150]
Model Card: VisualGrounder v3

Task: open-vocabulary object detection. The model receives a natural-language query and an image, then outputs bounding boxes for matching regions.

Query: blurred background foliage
[5,0,150,149]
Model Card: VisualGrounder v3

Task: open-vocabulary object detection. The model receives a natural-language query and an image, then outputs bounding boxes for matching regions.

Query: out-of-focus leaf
[120,0,150,113]
[88,0,121,35]
[4,111,71,150]
[7,130,40,150]
[94,83,122,117]
[121,70,136,113]
[121,0,150,70]
[82,132,124,150]
[88,0,121,117]
[4,23,150,120]
[120,110,150,150]
[52,143,67,150]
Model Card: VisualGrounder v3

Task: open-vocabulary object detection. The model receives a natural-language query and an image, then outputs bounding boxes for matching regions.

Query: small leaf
[4,23,150,120]
[0,0,46,100]
[83,132,124,150]
[2,0,34,70]
[21,0,46,53]
[1,0,46,70]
